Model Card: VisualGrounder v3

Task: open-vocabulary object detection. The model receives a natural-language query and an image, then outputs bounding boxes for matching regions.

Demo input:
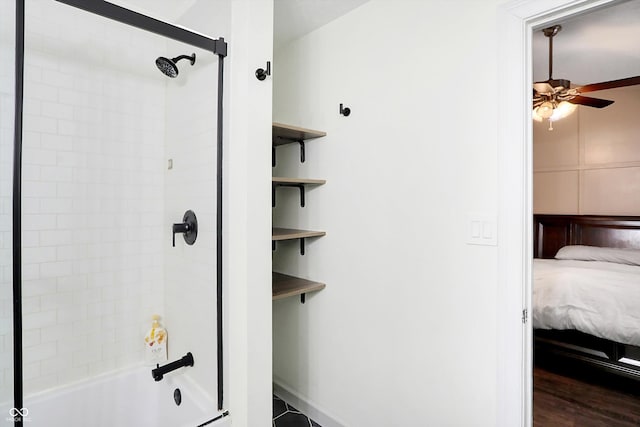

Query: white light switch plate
[467,214,497,246]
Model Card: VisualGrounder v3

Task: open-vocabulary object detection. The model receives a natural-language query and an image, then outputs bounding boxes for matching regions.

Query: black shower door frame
[12,1,228,424]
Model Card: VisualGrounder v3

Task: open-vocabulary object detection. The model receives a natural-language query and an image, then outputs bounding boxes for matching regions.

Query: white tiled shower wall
[1,0,225,403]
[18,0,167,393]
[0,0,16,406]
[163,45,219,403]
[161,0,230,404]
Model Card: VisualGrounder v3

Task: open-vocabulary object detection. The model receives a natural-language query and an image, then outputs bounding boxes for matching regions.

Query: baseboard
[272,380,345,427]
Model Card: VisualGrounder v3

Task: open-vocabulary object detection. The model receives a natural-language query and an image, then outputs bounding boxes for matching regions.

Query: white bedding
[533,258,640,347]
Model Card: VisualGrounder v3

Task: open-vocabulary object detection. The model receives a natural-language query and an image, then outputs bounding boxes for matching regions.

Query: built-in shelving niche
[272,122,327,303]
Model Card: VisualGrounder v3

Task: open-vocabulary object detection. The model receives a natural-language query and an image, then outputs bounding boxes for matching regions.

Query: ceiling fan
[533,25,640,129]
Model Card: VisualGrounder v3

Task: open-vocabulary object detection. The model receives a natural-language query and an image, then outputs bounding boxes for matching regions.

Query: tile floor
[273,395,321,427]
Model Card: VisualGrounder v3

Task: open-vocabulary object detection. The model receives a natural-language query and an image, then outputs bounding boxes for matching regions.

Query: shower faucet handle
[172,210,198,247]
[172,222,190,247]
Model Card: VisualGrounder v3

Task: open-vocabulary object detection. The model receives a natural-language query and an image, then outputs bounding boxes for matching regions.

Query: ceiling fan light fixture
[532,100,577,124]
[552,101,578,121]
[534,101,555,120]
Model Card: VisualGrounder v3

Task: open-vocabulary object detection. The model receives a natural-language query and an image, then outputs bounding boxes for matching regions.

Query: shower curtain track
[12,1,228,424]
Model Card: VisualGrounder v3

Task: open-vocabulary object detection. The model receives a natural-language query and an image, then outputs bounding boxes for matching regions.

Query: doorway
[530,1,640,425]
[497,0,626,426]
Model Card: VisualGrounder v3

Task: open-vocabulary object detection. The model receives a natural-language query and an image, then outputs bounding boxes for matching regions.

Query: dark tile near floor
[273,395,321,427]
[273,396,288,418]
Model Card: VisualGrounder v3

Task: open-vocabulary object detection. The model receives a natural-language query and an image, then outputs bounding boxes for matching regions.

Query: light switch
[471,221,481,238]
[482,222,493,239]
[467,214,497,246]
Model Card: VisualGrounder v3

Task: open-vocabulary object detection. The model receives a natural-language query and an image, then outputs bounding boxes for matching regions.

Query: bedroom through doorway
[530,1,640,425]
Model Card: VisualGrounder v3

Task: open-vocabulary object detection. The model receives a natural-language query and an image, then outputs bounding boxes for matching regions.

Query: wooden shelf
[272,122,326,145]
[272,227,326,241]
[272,177,326,185]
[271,123,327,302]
[272,272,325,301]
[272,178,326,208]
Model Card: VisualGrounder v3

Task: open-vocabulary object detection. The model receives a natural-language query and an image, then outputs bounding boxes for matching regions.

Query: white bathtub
[22,367,230,427]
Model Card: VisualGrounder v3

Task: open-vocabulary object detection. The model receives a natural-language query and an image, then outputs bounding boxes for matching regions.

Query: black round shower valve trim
[172,210,198,247]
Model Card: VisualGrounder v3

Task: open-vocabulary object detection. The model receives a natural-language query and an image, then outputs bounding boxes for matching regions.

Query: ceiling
[532,0,640,87]
[273,0,369,49]
[112,0,638,85]
[107,0,198,22]
[110,0,370,50]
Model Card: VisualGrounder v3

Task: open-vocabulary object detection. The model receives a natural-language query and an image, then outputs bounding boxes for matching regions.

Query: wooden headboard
[534,215,640,259]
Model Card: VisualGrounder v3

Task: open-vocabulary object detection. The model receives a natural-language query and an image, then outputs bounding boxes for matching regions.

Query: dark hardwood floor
[534,365,640,426]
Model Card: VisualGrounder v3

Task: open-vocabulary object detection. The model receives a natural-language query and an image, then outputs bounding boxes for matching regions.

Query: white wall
[534,85,640,215]
[226,0,273,425]
[272,1,501,425]
[18,0,167,394]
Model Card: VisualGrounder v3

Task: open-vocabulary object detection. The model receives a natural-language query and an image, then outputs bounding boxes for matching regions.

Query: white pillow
[555,245,640,266]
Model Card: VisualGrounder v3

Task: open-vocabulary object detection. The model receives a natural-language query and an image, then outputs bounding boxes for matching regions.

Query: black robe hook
[256,61,271,81]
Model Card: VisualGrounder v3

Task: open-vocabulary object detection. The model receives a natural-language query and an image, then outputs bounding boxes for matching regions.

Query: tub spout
[152,352,194,382]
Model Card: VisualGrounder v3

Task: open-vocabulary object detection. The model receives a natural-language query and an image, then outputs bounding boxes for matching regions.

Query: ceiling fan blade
[569,95,614,108]
[577,75,640,93]
[533,82,554,94]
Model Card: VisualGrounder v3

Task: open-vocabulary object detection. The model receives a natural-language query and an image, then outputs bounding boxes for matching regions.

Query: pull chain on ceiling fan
[533,24,640,130]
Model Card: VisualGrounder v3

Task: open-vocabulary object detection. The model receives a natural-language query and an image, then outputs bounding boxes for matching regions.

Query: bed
[533,214,640,379]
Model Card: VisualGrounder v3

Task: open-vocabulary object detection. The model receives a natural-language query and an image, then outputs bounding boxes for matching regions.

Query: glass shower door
[12,1,228,425]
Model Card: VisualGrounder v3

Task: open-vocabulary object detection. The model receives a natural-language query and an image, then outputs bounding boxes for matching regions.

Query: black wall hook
[340,103,351,116]
[255,61,271,81]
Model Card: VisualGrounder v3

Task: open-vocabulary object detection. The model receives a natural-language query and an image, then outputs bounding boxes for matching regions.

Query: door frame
[497,0,620,426]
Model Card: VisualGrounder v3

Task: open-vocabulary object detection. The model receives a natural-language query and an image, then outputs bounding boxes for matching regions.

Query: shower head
[155,53,196,78]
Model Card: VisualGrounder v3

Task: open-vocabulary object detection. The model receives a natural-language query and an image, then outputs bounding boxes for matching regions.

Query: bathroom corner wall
[225,0,274,424]
[19,0,166,394]
[272,1,501,425]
